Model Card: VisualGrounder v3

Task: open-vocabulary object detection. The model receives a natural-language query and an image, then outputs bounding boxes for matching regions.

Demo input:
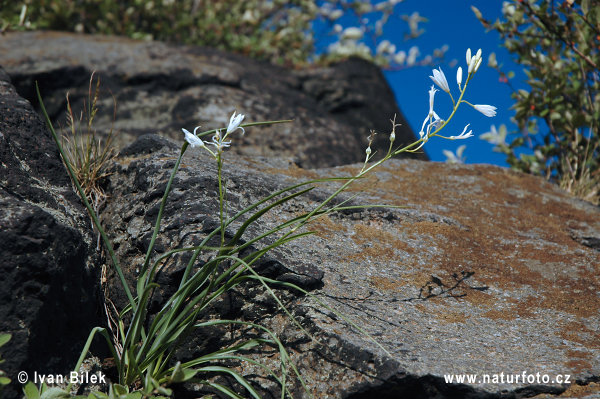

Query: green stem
[195,120,293,139]
[139,144,187,288]
[217,154,226,248]
[293,76,473,232]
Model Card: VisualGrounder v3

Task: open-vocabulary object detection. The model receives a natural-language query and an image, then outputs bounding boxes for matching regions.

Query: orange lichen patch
[351,223,413,253]
[533,382,600,398]
[410,220,460,236]
[560,322,600,349]
[482,308,515,321]
[350,244,396,262]
[307,214,346,238]
[430,307,469,324]
[369,163,595,239]
[278,161,600,325]
[478,295,519,320]
[525,278,600,318]
[412,303,428,313]
[566,350,592,360]
[387,191,600,318]
[395,269,496,310]
[370,276,403,291]
[564,358,593,374]
[457,288,497,307]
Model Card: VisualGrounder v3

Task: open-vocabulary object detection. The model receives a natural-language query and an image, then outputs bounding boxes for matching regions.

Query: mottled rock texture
[0,31,425,169]
[100,134,600,398]
[2,30,600,399]
[0,67,102,399]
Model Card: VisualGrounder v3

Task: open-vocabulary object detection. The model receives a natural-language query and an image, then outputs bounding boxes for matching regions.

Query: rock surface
[100,134,600,398]
[0,31,425,169]
[0,67,102,399]
[2,30,600,399]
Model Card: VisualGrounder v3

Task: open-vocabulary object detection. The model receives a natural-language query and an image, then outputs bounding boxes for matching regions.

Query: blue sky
[316,1,522,166]
[384,0,517,166]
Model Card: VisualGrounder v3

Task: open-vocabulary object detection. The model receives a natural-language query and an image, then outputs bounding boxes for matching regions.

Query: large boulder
[0,68,102,399]
[100,133,600,398]
[0,31,425,169]
[2,30,599,399]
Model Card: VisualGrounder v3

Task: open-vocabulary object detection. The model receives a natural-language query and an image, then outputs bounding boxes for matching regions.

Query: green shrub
[474,0,600,204]
[1,0,446,68]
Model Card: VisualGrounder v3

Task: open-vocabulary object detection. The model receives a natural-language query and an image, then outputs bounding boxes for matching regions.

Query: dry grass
[60,71,117,214]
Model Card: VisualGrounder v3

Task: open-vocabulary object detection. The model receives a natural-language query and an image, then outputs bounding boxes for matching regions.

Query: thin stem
[217,153,226,248]
[140,144,187,285]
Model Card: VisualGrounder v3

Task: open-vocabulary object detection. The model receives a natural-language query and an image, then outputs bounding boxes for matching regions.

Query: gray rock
[100,134,600,398]
[2,30,599,399]
[0,31,425,170]
[0,67,102,399]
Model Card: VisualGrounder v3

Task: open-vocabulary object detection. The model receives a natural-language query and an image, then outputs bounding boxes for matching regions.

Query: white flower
[328,41,371,57]
[407,46,419,66]
[456,67,463,88]
[502,2,516,16]
[182,127,205,148]
[449,124,473,140]
[488,53,498,68]
[341,27,363,40]
[210,130,232,150]
[474,104,497,117]
[404,11,426,37]
[241,9,257,23]
[443,145,466,164]
[376,40,395,55]
[393,51,406,65]
[418,86,443,141]
[430,67,450,93]
[428,86,437,114]
[227,111,245,134]
[329,9,343,20]
[468,48,482,74]
[480,124,507,146]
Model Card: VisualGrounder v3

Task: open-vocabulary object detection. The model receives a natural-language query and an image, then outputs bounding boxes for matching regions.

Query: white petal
[468,56,478,74]
[182,128,205,148]
[474,57,483,73]
[456,67,463,87]
[449,127,473,140]
[419,115,429,138]
[227,111,245,134]
[430,68,450,92]
[450,124,473,139]
[474,104,497,117]
[428,85,437,114]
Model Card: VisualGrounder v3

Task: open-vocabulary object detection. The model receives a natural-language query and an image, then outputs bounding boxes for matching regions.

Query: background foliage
[475,0,600,204]
[0,0,444,68]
